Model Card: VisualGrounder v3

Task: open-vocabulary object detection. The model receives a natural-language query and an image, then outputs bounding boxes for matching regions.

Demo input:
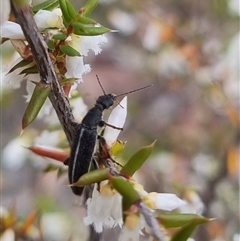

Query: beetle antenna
[96,75,106,95]
[114,84,153,98]
[114,98,124,108]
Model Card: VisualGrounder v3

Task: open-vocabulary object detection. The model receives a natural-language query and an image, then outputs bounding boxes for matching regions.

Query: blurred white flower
[108,10,137,35]
[0,229,15,241]
[142,21,162,51]
[0,0,10,26]
[228,0,240,16]
[84,183,123,232]
[158,46,189,77]
[34,130,61,147]
[104,96,127,146]
[145,192,187,211]
[233,233,240,241]
[179,189,204,214]
[71,97,88,121]
[223,32,240,102]
[41,213,72,241]
[118,213,145,241]
[2,138,29,170]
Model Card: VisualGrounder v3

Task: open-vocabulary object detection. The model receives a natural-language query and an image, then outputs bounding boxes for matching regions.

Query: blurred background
[1,0,239,240]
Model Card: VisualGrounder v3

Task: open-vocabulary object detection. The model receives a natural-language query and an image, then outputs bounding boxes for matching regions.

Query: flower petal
[104,96,127,146]
[148,193,186,211]
[34,9,63,29]
[65,56,91,79]
[69,34,108,56]
[1,21,25,39]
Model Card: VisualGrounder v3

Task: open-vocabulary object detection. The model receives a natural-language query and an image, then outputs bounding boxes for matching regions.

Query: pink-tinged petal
[1,21,25,39]
[148,193,186,211]
[0,0,10,26]
[65,56,91,79]
[104,96,127,146]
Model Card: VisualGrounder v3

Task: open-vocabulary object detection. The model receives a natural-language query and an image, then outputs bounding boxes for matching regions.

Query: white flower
[65,34,107,79]
[104,96,127,146]
[65,56,91,79]
[133,182,186,211]
[1,21,25,39]
[145,192,186,211]
[118,213,145,241]
[34,9,63,29]
[69,33,108,56]
[1,9,63,39]
[0,0,10,26]
[84,183,123,232]
[2,138,29,171]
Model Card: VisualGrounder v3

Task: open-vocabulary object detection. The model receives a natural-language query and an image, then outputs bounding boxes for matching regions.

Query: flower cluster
[1,3,108,107]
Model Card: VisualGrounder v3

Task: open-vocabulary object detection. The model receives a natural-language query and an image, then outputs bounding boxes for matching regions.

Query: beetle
[65,78,152,195]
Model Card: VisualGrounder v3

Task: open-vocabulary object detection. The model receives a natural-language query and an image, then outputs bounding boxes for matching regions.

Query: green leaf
[121,140,156,176]
[22,83,50,130]
[59,0,71,24]
[32,0,59,13]
[59,45,81,56]
[111,177,140,210]
[81,0,98,16]
[77,16,96,25]
[45,1,59,11]
[7,59,34,74]
[52,33,67,40]
[65,0,77,20]
[171,222,202,241]
[158,214,209,229]
[73,168,109,187]
[47,39,55,50]
[73,25,111,36]
[71,21,87,30]
[19,65,39,75]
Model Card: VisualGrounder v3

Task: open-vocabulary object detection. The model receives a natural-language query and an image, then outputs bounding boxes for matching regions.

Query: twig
[10,1,76,145]
[138,202,167,241]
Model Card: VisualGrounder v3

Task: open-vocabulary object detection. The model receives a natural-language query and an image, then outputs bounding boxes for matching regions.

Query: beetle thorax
[96,94,114,110]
